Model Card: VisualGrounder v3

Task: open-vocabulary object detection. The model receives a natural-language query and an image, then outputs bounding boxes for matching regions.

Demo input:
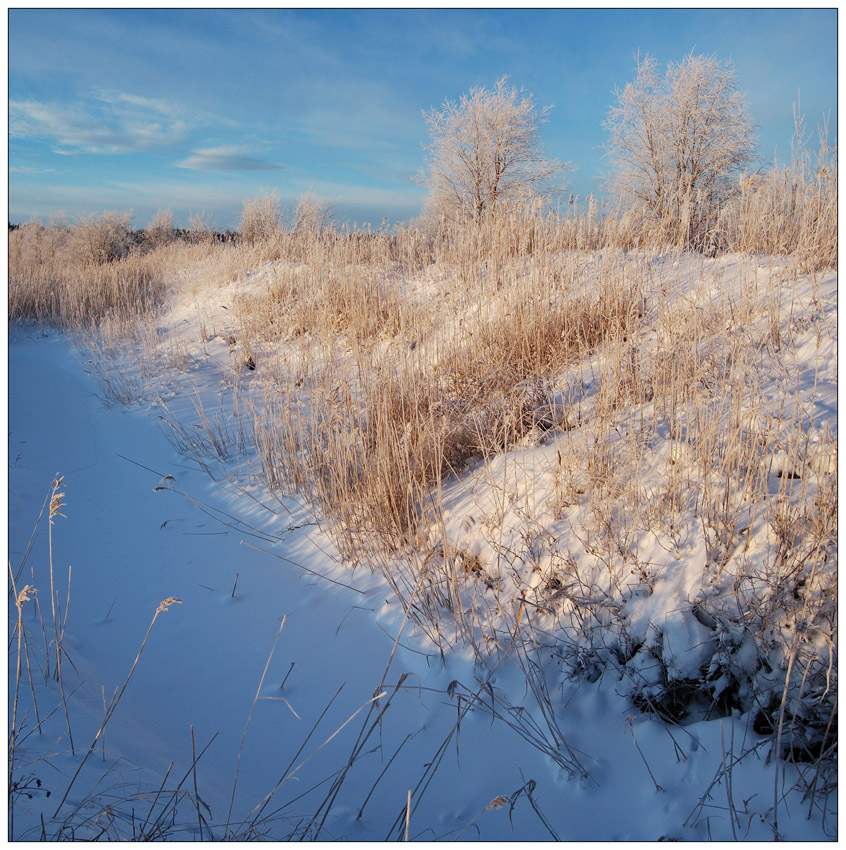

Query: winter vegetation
[8,59,837,841]
[419,76,564,224]
[603,52,757,251]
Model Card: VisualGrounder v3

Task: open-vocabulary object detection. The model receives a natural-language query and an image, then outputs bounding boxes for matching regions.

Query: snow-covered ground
[8,251,836,841]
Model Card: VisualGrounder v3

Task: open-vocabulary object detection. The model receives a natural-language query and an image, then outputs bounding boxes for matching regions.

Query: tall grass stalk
[52,597,182,818]
[45,477,76,755]
[9,580,37,839]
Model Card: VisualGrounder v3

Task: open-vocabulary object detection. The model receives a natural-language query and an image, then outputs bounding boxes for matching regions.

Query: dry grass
[717,114,837,271]
[8,154,837,828]
[9,214,166,327]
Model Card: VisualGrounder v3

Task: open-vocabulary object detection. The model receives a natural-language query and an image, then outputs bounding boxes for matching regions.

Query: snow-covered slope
[8,251,837,841]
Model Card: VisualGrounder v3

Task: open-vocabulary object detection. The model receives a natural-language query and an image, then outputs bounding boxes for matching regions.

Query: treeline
[7,215,236,251]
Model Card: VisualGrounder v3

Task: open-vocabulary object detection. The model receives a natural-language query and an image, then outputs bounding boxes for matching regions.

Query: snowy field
[8,250,836,841]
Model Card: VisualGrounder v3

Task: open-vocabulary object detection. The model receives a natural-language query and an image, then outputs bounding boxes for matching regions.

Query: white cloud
[10,165,55,175]
[176,145,283,171]
[9,91,190,154]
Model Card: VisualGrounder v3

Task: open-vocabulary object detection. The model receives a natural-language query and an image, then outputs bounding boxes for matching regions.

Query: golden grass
[9,216,166,327]
[8,159,837,795]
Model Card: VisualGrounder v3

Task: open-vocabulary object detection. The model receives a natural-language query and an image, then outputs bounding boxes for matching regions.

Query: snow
[7,253,837,841]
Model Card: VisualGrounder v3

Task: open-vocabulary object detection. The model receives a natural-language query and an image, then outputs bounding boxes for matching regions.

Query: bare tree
[420,76,563,224]
[604,53,756,247]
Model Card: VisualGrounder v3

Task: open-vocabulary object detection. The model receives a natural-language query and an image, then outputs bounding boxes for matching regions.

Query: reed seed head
[156,597,183,613]
[16,585,37,607]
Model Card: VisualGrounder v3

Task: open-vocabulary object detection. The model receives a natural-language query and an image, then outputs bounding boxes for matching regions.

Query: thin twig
[191,726,204,840]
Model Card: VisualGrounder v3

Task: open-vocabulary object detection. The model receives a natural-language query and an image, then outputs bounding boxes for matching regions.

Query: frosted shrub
[144,208,175,248]
[238,193,282,244]
[69,211,134,264]
[292,191,336,235]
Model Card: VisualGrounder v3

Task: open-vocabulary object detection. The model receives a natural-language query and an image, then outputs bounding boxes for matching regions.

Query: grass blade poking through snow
[47,477,75,755]
[52,596,182,818]
[240,687,388,839]
[224,616,286,839]
[9,579,37,840]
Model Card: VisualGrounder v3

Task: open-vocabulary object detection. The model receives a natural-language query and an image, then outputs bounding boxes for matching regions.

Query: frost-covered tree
[420,76,563,224]
[604,53,756,246]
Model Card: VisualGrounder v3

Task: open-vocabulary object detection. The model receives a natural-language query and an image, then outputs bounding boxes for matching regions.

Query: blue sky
[8,8,838,230]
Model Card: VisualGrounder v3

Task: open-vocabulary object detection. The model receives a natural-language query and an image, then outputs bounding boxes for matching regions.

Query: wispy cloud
[10,165,55,175]
[176,145,284,171]
[9,91,189,154]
